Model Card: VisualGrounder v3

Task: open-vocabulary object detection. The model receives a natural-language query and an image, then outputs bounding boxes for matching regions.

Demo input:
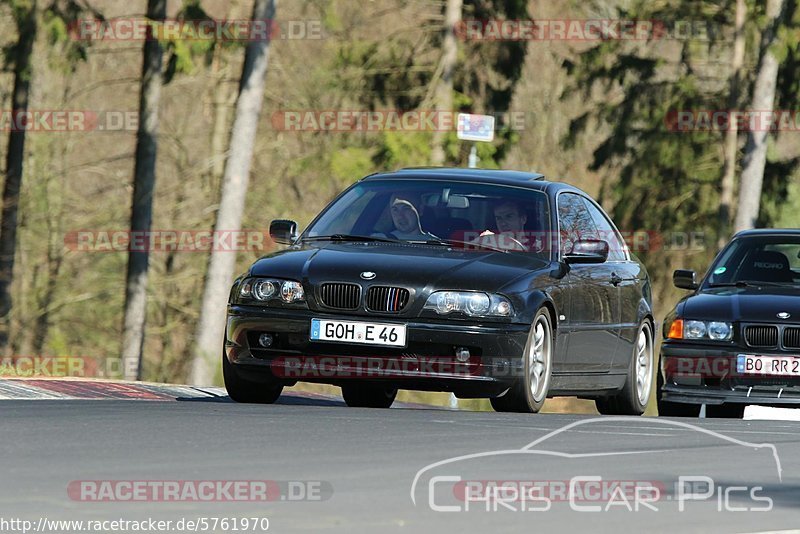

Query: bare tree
[121,0,167,380]
[734,0,786,232]
[0,0,37,351]
[717,0,746,248]
[190,0,277,385]
[430,0,462,166]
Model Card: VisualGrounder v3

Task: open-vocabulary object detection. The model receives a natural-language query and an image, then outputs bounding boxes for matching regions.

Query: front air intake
[366,286,410,313]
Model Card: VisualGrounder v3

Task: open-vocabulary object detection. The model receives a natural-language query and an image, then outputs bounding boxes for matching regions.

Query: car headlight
[707,321,732,340]
[667,319,732,341]
[239,278,305,304]
[684,320,706,339]
[424,291,513,317]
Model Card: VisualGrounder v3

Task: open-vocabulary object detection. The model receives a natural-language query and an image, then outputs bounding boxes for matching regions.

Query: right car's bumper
[660,341,800,406]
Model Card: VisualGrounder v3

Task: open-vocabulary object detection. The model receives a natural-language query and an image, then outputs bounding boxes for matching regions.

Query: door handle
[610,273,623,286]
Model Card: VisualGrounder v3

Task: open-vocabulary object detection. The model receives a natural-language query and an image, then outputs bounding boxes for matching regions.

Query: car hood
[249,241,549,293]
[680,286,800,322]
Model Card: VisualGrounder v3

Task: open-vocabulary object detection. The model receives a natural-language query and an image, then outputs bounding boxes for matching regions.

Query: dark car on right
[658,229,800,418]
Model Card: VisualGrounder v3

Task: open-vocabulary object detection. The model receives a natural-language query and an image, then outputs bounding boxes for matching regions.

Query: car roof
[361,167,583,194]
[733,228,800,238]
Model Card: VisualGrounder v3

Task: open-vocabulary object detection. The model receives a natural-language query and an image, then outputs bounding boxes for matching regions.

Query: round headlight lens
[252,280,276,301]
[707,321,732,340]
[464,293,490,316]
[684,320,707,339]
[435,292,460,314]
[281,281,305,303]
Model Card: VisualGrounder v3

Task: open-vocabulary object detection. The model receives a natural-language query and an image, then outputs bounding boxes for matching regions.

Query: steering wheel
[477,233,527,252]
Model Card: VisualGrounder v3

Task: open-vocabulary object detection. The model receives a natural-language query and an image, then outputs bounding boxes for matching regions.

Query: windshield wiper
[302,234,399,244]
[708,281,755,288]
[418,238,509,253]
[709,280,797,288]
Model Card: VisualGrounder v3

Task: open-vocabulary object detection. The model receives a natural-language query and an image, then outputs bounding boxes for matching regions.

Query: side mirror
[673,269,698,290]
[564,239,609,264]
[269,219,298,245]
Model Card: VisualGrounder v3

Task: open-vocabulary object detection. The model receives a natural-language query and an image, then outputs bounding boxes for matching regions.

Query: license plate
[737,354,800,377]
[310,319,407,347]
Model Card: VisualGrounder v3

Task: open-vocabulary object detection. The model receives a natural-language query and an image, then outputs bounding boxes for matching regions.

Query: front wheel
[223,350,283,404]
[491,308,553,413]
[596,320,654,416]
[341,384,397,408]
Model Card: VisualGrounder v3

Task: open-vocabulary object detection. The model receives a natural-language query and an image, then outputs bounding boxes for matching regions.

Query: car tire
[222,349,283,404]
[595,320,654,416]
[491,307,553,413]
[705,403,745,419]
[341,384,397,408]
[655,354,702,417]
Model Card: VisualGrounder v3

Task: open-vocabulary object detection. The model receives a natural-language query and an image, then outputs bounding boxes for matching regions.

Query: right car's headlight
[423,291,513,317]
[668,319,733,341]
[239,278,305,304]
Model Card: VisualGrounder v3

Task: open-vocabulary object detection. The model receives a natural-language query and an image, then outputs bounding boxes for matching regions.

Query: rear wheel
[491,308,553,413]
[706,403,745,419]
[223,350,283,404]
[341,384,397,408]
[596,320,653,416]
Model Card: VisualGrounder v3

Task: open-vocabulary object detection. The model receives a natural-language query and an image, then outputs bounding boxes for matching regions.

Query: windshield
[303,179,552,258]
[704,235,800,288]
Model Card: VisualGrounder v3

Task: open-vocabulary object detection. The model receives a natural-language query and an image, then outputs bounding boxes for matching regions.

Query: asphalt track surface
[2,380,800,533]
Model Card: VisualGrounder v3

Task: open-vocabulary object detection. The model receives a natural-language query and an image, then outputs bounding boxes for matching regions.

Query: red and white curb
[0,377,431,408]
[0,378,228,401]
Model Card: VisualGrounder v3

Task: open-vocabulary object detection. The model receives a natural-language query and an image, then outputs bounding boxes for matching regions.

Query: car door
[582,197,637,373]
[557,193,620,373]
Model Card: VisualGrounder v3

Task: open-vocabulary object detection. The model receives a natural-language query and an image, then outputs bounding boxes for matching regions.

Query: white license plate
[310,319,406,347]
[737,354,800,377]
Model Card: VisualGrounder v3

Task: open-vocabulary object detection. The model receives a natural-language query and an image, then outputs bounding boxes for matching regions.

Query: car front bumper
[660,341,800,406]
[225,305,531,397]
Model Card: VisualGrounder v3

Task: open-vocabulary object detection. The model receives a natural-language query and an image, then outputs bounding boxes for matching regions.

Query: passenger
[383,193,437,241]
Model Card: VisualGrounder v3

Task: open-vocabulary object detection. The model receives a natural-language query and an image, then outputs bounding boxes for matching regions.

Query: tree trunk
[189,0,277,385]
[430,0,462,166]
[717,0,746,249]
[120,0,167,381]
[734,0,786,232]
[0,0,37,351]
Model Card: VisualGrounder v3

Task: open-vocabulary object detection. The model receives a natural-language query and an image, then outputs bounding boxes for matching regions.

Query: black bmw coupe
[658,229,800,418]
[223,168,654,414]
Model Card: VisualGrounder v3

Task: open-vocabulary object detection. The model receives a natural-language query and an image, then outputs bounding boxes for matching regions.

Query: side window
[557,193,598,256]
[582,198,627,261]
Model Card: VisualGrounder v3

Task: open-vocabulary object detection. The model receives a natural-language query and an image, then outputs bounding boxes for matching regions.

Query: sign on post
[457,113,495,143]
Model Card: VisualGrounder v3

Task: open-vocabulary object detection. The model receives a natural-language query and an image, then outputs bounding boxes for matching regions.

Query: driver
[474,200,530,251]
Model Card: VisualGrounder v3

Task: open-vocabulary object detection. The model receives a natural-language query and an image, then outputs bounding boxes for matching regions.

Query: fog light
[455,347,470,362]
[258,333,274,348]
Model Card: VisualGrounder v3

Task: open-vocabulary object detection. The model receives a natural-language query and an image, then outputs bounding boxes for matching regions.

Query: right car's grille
[745,325,779,348]
[784,327,800,350]
[366,286,410,313]
[319,283,361,310]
